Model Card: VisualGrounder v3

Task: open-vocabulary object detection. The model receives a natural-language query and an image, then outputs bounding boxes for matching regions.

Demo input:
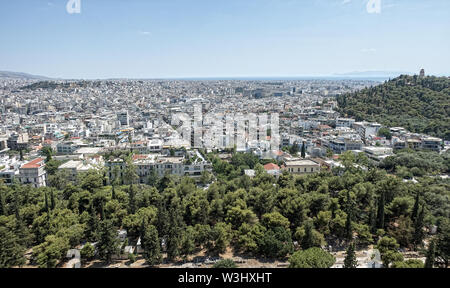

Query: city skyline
[0,0,449,79]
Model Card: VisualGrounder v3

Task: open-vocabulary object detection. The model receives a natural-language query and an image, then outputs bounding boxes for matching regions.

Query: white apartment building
[353,122,381,139]
[336,118,355,128]
[19,158,47,188]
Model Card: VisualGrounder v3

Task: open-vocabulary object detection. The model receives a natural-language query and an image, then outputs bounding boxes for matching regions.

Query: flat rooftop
[285,159,319,166]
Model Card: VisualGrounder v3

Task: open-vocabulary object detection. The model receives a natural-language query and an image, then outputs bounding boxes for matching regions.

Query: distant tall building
[420,69,425,77]
[117,111,129,126]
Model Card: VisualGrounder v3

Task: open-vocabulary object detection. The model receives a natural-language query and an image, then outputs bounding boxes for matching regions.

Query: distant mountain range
[0,71,53,80]
[0,70,437,81]
[333,71,412,78]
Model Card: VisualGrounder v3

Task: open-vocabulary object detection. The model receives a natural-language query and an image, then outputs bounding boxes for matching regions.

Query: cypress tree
[129,185,136,214]
[377,191,385,229]
[411,190,420,223]
[100,201,105,221]
[344,242,358,268]
[86,203,99,242]
[413,205,425,249]
[0,189,7,216]
[166,208,182,261]
[97,220,119,263]
[49,190,55,210]
[44,191,49,213]
[13,191,20,220]
[368,198,377,234]
[301,142,306,159]
[111,185,116,200]
[424,240,435,268]
[142,225,162,266]
[345,190,353,241]
[302,221,315,250]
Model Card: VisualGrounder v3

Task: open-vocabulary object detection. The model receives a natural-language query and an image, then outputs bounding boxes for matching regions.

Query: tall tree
[425,240,436,268]
[97,220,119,263]
[368,198,377,234]
[301,142,306,159]
[343,242,358,268]
[142,225,162,266]
[345,190,353,241]
[85,203,99,242]
[411,190,420,223]
[41,146,53,162]
[44,191,49,213]
[376,191,385,229]
[413,205,425,249]
[0,218,26,268]
[0,188,7,216]
[124,155,138,214]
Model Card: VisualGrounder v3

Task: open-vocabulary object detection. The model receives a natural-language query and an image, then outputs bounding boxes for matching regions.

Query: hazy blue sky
[0,0,449,79]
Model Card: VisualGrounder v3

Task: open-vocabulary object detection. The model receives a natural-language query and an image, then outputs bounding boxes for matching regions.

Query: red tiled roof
[21,158,44,169]
[133,154,147,160]
[264,163,280,171]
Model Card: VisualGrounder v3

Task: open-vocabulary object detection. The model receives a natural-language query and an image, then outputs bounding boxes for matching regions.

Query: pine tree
[424,240,435,268]
[344,242,358,268]
[0,225,26,268]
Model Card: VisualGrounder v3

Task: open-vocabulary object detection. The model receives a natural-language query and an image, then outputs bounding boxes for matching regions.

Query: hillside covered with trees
[0,151,448,268]
[336,75,450,140]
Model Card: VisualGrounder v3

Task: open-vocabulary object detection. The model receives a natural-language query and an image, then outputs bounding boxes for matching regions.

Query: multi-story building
[329,139,363,154]
[57,141,81,154]
[363,147,394,162]
[19,158,47,188]
[7,133,29,151]
[283,159,320,175]
[353,122,381,139]
[58,160,98,182]
[421,137,442,152]
[117,111,130,126]
[106,151,212,184]
[0,156,23,185]
[336,118,355,128]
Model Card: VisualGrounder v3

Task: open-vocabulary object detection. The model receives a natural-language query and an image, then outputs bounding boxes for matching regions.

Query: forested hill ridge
[336,75,450,140]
